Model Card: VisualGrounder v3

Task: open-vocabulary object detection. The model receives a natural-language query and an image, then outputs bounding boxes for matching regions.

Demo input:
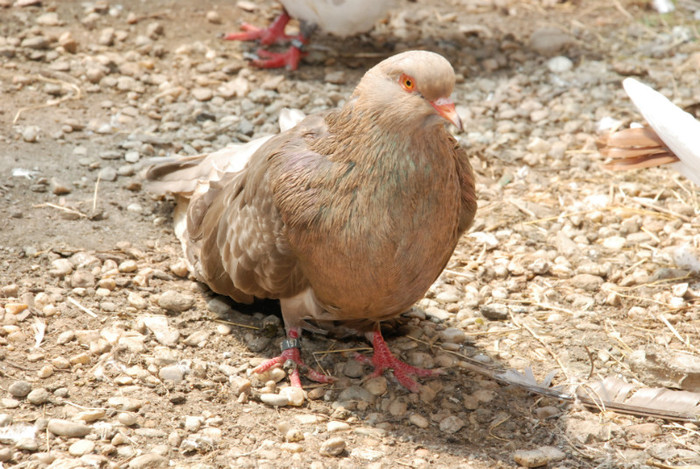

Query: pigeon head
[352,50,462,131]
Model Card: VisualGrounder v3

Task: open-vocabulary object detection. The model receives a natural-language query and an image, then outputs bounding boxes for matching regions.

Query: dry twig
[67,297,97,318]
[13,74,83,124]
[32,203,87,218]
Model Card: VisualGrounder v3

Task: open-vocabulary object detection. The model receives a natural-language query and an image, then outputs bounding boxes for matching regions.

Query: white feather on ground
[622,77,700,186]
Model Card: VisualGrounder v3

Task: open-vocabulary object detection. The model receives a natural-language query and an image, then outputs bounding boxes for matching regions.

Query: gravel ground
[1,0,700,468]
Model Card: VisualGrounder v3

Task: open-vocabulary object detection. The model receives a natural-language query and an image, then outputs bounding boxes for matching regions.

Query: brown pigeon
[145,50,476,392]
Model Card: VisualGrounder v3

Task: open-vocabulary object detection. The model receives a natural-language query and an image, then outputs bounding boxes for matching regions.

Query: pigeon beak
[431,97,462,131]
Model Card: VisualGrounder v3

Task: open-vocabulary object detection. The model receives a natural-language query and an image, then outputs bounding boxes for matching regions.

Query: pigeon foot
[355,330,442,393]
[222,11,298,45]
[252,328,334,387]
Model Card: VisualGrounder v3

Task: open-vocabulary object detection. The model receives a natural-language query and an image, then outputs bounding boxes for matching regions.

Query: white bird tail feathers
[601,78,700,186]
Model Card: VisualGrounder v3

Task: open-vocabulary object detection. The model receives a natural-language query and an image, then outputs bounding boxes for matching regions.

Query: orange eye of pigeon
[400,74,416,92]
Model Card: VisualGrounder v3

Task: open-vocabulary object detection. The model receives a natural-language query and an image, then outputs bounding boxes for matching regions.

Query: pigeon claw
[222,12,295,45]
[250,46,305,71]
[355,330,441,393]
[252,334,333,388]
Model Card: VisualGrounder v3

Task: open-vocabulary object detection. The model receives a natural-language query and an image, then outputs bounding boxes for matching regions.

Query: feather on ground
[601,77,700,186]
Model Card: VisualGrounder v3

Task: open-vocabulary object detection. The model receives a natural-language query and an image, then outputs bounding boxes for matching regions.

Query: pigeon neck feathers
[311,51,459,167]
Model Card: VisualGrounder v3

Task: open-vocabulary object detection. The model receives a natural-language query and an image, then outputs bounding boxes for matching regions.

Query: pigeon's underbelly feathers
[281,0,391,36]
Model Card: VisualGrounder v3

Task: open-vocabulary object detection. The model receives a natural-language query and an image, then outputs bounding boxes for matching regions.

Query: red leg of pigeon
[251,46,305,71]
[222,11,298,45]
[356,330,441,393]
[252,327,333,387]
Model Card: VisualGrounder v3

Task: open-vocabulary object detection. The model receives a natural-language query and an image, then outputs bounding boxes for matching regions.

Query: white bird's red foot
[222,11,307,70]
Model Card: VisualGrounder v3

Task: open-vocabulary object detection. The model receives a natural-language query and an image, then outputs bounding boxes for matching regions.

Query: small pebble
[107,396,144,412]
[124,151,140,163]
[480,303,508,320]
[206,10,222,24]
[68,439,95,456]
[168,431,182,447]
[146,22,164,39]
[76,410,105,422]
[169,259,190,278]
[260,393,289,406]
[58,31,78,53]
[70,352,91,365]
[98,167,118,182]
[280,386,305,406]
[327,421,350,433]
[207,297,232,315]
[22,36,49,50]
[513,446,566,467]
[184,416,203,432]
[343,359,365,378]
[192,88,213,102]
[363,376,387,396]
[1,398,19,408]
[115,412,137,427]
[17,438,38,451]
[22,126,40,142]
[119,260,138,272]
[319,437,346,456]
[350,447,384,461]
[27,388,50,405]
[534,406,560,419]
[8,380,32,398]
[529,26,574,55]
[159,365,185,383]
[409,414,430,428]
[324,71,346,84]
[47,418,92,437]
[51,179,71,195]
[158,290,195,312]
[388,399,408,417]
[4,303,27,315]
[183,330,210,347]
[547,56,573,73]
[603,236,626,250]
[128,292,148,309]
[36,12,61,26]
[57,330,76,344]
[280,442,304,453]
[626,422,661,437]
[285,428,304,442]
[439,415,464,434]
[438,327,466,344]
[38,365,55,378]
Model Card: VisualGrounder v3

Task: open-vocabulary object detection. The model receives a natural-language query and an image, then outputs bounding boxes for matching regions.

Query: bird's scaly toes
[355,331,442,393]
[252,337,334,388]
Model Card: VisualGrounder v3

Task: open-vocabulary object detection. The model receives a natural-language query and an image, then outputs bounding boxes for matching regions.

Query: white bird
[223,0,393,70]
[601,77,700,186]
